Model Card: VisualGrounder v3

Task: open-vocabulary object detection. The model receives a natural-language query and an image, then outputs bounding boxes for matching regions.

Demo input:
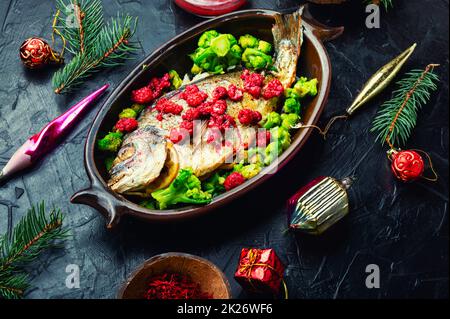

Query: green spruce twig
[55,0,104,55]
[52,0,138,94]
[0,202,67,299]
[371,64,440,148]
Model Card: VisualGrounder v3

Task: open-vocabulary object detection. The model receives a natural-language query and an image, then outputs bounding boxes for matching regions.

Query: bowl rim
[75,8,333,224]
[117,252,232,299]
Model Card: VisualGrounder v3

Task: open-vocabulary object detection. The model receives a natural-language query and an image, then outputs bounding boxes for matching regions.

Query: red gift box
[234,248,285,295]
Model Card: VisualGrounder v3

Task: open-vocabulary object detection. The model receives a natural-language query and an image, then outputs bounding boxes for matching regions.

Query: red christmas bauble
[390,150,424,182]
[19,37,62,69]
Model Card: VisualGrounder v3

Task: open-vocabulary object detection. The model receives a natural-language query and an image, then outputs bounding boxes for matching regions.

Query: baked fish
[108,9,304,196]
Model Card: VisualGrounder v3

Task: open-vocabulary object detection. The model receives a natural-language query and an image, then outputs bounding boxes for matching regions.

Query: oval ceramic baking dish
[71,7,343,228]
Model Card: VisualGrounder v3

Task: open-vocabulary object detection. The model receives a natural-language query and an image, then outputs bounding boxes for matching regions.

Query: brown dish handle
[302,4,345,42]
[71,180,123,229]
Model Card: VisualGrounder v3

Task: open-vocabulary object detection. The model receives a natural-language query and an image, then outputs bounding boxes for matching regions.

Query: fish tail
[272,7,304,88]
[273,7,303,53]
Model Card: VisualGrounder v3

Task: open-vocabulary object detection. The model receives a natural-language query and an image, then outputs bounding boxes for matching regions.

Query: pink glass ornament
[0,85,109,183]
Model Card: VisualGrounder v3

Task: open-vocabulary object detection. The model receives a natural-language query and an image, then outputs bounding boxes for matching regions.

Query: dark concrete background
[0,0,448,299]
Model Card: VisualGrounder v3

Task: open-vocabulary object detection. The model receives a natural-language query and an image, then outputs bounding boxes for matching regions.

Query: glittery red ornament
[19,37,63,69]
[390,150,424,182]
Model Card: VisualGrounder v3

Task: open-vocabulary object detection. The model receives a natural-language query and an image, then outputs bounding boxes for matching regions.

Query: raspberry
[246,86,261,98]
[206,128,222,144]
[198,101,213,117]
[222,114,236,129]
[156,113,163,121]
[180,120,194,135]
[155,98,183,115]
[208,114,223,129]
[131,86,154,104]
[182,108,201,121]
[227,84,244,101]
[180,84,208,107]
[114,118,138,133]
[253,110,262,123]
[241,70,265,99]
[183,84,200,95]
[213,86,228,100]
[209,114,236,131]
[224,172,246,191]
[257,130,271,147]
[169,128,188,144]
[211,100,227,115]
[262,79,284,99]
[238,109,262,126]
[149,74,171,99]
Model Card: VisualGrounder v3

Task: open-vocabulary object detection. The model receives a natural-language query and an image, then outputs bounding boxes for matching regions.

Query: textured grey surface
[0,0,448,299]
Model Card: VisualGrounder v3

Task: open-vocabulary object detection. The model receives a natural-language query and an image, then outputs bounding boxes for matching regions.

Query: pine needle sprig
[0,202,67,299]
[52,14,137,94]
[371,64,440,148]
[0,273,28,299]
[55,0,104,54]
[93,14,138,67]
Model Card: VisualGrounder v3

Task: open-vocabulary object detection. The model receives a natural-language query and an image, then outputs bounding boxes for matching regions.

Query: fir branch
[370,64,440,148]
[0,202,67,299]
[52,14,137,94]
[55,0,104,54]
[0,273,28,300]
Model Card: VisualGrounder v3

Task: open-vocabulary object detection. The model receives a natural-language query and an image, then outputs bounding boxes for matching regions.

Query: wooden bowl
[71,6,344,227]
[118,253,232,299]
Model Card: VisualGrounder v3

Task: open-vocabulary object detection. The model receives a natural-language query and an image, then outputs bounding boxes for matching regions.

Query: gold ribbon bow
[239,249,288,299]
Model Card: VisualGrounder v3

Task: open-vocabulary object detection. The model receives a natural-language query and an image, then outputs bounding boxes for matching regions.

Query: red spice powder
[144,273,213,300]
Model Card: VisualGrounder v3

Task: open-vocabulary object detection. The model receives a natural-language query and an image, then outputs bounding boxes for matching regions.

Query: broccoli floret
[97,132,123,153]
[263,127,292,165]
[264,141,283,166]
[119,108,137,119]
[234,163,261,179]
[263,112,282,129]
[227,34,238,47]
[283,98,301,115]
[198,30,220,48]
[140,199,157,210]
[130,103,144,113]
[246,147,265,165]
[203,172,226,196]
[258,40,272,54]
[281,113,300,130]
[293,77,318,98]
[226,44,243,66]
[270,126,291,151]
[169,70,183,90]
[191,64,203,75]
[210,34,231,57]
[239,34,259,49]
[284,88,300,99]
[242,48,273,70]
[190,47,225,74]
[151,169,212,209]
